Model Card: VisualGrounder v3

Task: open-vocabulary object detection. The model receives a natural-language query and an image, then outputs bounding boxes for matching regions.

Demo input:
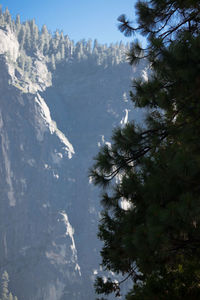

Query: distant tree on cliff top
[0,271,18,300]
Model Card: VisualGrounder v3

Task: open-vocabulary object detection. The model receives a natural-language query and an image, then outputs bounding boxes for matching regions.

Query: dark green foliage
[91,0,200,298]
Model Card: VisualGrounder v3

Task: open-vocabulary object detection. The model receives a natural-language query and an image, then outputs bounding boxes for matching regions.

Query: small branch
[118,266,138,286]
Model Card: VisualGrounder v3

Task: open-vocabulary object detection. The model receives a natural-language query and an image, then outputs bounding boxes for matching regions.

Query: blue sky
[0,0,141,45]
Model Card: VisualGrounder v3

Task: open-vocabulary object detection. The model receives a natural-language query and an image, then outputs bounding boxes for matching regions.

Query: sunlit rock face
[0,13,146,300]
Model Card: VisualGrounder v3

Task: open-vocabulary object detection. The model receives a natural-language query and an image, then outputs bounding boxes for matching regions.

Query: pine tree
[24,21,31,53]
[61,43,65,60]
[18,26,26,50]
[8,293,13,300]
[52,30,59,51]
[15,14,20,27]
[40,25,50,55]
[4,8,11,27]
[29,19,39,51]
[0,272,19,300]
[51,54,56,70]
[91,0,200,299]
[1,271,9,300]
[86,39,92,54]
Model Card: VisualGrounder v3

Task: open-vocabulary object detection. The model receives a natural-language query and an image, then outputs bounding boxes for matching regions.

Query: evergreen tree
[15,14,20,27]
[0,272,18,300]
[15,15,21,36]
[8,293,13,300]
[29,19,39,51]
[52,30,60,51]
[18,26,26,50]
[51,53,56,70]
[1,271,9,300]
[61,43,65,60]
[90,0,200,299]
[86,39,92,54]
[24,21,31,53]
[40,24,50,55]
[4,8,11,27]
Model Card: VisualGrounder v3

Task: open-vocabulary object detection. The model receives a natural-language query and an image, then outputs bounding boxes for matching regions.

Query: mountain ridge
[0,7,146,300]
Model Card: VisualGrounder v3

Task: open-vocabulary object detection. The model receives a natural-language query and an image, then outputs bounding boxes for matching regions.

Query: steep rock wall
[0,25,146,300]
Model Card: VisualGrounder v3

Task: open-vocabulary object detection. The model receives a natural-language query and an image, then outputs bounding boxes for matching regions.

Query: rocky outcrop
[0,23,145,299]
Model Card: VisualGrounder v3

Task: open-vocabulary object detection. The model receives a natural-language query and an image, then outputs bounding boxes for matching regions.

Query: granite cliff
[0,9,146,299]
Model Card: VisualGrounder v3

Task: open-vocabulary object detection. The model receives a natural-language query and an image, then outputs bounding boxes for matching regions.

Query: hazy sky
[0,0,141,44]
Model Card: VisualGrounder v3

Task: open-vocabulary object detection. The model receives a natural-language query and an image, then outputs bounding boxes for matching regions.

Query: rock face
[0,11,146,300]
